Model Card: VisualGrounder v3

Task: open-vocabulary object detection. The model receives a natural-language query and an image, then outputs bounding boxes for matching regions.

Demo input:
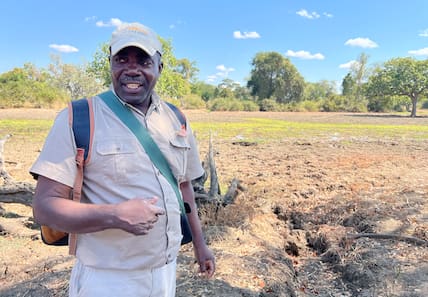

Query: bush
[206,97,258,112]
[208,97,257,111]
[289,100,321,112]
[207,98,229,111]
[320,95,367,112]
[180,94,206,109]
[241,100,259,111]
[259,99,280,111]
[165,94,206,110]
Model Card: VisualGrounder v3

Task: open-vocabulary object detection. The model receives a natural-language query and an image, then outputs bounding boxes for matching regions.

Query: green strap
[98,91,186,214]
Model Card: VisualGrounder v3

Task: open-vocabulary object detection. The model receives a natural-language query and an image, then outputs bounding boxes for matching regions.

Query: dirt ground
[0,110,427,297]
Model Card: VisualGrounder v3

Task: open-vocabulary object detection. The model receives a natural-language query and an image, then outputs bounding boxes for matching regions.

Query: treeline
[1,39,428,117]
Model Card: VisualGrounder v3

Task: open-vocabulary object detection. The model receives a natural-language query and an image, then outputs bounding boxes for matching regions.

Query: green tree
[191,81,216,101]
[366,57,428,117]
[175,58,199,82]
[233,85,252,101]
[153,38,190,99]
[304,80,337,101]
[48,55,104,100]
[0,64,68,108]
[341,73,355,96]
[337,54,371,112]
[215,78,240,98]
[87,43,111,87]
[351,53,369,100]
[247,52,304,103]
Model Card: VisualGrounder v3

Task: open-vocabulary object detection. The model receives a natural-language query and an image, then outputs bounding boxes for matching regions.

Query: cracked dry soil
[1,110,427,297]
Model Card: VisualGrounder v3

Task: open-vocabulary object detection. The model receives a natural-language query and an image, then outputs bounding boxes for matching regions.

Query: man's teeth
[126,83,140,89]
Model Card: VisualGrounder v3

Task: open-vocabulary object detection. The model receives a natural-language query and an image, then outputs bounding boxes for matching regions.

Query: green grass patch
[191,117,428,142]
[2,114,428,144]
[0,119,53,141]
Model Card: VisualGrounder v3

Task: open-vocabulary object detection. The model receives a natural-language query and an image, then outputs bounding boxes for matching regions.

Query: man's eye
[142,60,152,66]
[114,56,126,63]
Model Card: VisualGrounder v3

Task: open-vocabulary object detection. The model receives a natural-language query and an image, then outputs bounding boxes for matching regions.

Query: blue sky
[1,0,428,88]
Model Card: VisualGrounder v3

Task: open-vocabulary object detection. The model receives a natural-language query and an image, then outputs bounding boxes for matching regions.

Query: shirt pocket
[168,135,190,181]
[95,138,138,184]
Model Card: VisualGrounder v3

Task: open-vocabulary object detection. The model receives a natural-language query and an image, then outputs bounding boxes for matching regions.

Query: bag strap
[70,98,94,163]
[98,91,187,215]
[67,97,94,255]
[66,94,187,254]
[165,101,187,131]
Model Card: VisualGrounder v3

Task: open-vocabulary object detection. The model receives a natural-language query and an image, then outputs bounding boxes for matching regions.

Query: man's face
[110,46,162,106]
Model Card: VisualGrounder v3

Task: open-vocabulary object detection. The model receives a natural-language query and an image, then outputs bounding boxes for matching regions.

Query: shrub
[242,100,259,111]
[259,99,279,111]
[180,94,206,109]
[208,97,256,111]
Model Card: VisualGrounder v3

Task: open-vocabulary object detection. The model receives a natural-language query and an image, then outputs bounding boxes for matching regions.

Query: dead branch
[0,134,13,184]
[223,178,245,206]
[0,134,35,206]
[192,133,245,208]
[207,133,220,199]
[347,233,428,247]
[0,191,33,206]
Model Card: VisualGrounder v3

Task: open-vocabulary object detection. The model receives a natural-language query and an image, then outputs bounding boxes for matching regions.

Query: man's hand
[115,197,165,235]
[194,244,216,278]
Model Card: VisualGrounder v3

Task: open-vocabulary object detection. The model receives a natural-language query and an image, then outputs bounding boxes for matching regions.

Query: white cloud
[206,75,217,83]
[285,50,325,60]
[49,44,79,53]
[216,64,235,75]
[345,37,378,48]
[96,18,123,27]
[419,29,428,37]
[323,12,333,18]
[205,65,235,83]
[296,9,320,19]
[85,16,97,22]
[169,20,185,30]
[233,31,260,39]
[339,60,358,69]
[408,47,428,56]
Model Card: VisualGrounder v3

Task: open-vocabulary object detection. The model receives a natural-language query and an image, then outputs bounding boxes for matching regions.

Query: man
[31,22,215,296]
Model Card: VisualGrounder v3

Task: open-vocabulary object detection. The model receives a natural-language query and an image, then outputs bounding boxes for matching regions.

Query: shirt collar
[109,86,161,116]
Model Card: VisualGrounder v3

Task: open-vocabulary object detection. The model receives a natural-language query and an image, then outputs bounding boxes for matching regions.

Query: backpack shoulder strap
[67,97,94,255]
[165,101,187,131]
[69,97,94,163]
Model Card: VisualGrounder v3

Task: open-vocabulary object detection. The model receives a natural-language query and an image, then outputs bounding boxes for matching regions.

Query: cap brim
[110,41,156,57]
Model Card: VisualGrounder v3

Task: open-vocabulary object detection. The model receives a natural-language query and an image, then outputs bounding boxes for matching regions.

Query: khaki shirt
[30,92,204,270]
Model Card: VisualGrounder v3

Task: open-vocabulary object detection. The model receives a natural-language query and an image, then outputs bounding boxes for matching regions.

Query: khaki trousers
[68,258,177,297]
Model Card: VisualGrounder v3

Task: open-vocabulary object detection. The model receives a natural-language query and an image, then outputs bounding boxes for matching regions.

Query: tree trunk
[410,96,417,117]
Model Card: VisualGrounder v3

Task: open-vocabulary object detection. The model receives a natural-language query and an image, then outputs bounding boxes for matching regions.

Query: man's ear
[158,61,164,74]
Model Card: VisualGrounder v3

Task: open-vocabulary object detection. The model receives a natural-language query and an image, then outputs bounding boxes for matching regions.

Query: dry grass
[1,109,428,296]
